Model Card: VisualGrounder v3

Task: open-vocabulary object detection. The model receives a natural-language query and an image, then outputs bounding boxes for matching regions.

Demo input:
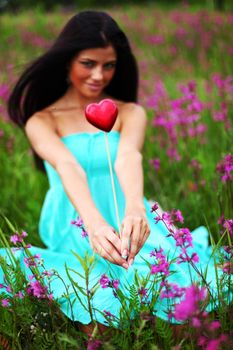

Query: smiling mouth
[86,83,103,91]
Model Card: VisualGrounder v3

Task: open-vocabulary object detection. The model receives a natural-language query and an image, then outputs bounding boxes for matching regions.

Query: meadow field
[0,3,232,350]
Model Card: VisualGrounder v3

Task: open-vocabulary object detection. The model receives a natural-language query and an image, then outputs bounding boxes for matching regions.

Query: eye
[80,61,94,68]
[104,62,116,70]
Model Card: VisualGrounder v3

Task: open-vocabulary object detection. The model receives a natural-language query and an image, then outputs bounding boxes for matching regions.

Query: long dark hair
[8,10,138,127]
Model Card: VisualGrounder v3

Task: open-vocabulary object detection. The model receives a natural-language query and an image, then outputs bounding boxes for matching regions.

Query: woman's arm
[25,113,128,268]
[115,103,150,265]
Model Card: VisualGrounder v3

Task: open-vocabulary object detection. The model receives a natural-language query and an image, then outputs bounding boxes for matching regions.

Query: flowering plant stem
[104,132,121,236]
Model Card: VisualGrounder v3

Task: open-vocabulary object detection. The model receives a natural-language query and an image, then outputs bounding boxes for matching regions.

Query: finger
[93,238,129,268]
[128,223,141,264]
[120,220,132,258]
[107,229,122,253]
[104,238,129,267]
[93,242,116,264]
[138,221,150,247]
[135,226,151,255]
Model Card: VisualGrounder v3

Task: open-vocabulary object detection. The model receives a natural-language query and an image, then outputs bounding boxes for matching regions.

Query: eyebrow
[79,58,117,62]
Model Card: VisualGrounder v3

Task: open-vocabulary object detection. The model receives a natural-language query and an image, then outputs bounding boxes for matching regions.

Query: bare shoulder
[116,101,147,128]
[25,109,56,138]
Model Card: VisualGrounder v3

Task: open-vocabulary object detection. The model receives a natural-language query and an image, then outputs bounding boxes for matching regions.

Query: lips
[86,83,103,91]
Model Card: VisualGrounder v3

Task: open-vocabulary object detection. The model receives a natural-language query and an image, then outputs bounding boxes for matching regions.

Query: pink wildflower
[23,254,42,268]
[103,310,116,319]
[216,154,233,182]
[99,274,110,289]
[10,231,27,245]
[150,248,170,277]
[26,280,50,299]
[10,234,22,245]
[15,291,24,299]
[172,228,193,248]
[150,158,160,171]
[71,217,88,237]
[138,287,148,299]
[1,299,10,307]
[112,279,119,290]
[170,209,184,224]
[177,249,199,264]
[71,218,83,227]
[6,285,12,293]
[174,285,207,321]
[192,317,201,327]
[205,335,228,350]
[160,281,185,300]
[87,338,102,350]
[221,262,233,274]
[209,321,221,330]
[223,219,233,237]
[150,203,159,212]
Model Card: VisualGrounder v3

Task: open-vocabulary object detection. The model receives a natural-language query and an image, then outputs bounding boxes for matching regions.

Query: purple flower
[209,321,221,330]
[192,317,201,327]
[150,203,159,212]
[6,285,12,293]
[10,231,28,245]
[170,209,184,224]
[112,279,119,290]
[103,310,116,319]
[216,154,233,183]
[150,248,170,277]
[71,217,88,238]
[15,291,24,299]
[99,274,110,288]
[172,228,193,248]
[138,287,148,298]
[81,228,88,238]
[223,219,233,237]
[23,254,42,268]
[173,285,207,321]
[217,214,225,226]
[1,299,10,307]
[10,234,22,245]
[0,84,10,101]
[160,281,185,300]
[71,218,83,227]
[87,338,102,350]
[42,270,54,277]
[21,231,27,238]
[223,245,233,258]
[221,262,233,275]
[177,249,199,264]
[26,280,50,299]
[150,158,160,171]
[154,215,162,224]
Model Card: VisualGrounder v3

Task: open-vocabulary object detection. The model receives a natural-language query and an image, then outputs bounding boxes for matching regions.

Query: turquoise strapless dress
[0,131,220,325]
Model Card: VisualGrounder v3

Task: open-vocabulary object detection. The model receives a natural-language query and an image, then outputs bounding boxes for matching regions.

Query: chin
[86,91,103,99]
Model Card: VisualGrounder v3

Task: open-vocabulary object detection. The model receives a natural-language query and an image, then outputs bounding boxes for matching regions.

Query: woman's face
[68,45,117,99]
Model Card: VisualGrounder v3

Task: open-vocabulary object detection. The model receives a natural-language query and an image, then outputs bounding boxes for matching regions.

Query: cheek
[69,65,89,82]
[105,69,116,82]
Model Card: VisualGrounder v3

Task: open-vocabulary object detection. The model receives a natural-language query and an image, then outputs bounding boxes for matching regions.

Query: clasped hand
[88,212,150,269]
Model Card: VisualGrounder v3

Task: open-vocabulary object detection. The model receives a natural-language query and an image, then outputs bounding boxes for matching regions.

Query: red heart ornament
[85,99,118,132]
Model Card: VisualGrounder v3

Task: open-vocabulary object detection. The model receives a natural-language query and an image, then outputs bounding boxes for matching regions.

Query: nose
[91,66,103,81]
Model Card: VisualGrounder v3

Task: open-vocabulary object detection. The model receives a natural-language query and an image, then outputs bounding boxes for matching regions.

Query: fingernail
[121,249,128,259]
[122,263,129,269]
[129,258,134,267]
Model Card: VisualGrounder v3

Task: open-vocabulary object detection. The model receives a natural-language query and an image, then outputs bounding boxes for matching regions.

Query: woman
[4,11,218,331]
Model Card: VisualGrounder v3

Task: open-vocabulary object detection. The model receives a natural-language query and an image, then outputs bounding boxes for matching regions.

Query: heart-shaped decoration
[85,99,118,132]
